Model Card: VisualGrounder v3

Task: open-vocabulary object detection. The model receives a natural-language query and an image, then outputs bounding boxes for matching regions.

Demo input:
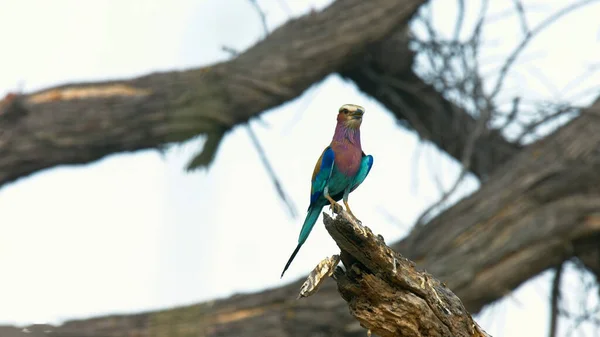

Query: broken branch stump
[300,211,490,337]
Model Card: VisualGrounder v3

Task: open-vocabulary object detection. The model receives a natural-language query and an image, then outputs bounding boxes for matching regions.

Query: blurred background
[0,0,599,336]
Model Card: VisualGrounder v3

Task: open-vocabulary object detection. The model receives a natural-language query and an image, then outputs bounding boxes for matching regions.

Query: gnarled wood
[322,212,490,337]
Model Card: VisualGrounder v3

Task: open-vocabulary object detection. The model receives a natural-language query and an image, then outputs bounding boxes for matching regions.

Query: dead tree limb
[317,211,490,337]
[0,0,424,187]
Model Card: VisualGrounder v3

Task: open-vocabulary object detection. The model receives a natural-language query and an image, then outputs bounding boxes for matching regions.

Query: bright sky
[0,1,599,336]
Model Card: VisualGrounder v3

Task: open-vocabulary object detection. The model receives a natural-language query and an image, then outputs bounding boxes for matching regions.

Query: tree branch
[339,28,521,180]
[399,97,600,312]
[548,263,564,337]
[0,0,425,187]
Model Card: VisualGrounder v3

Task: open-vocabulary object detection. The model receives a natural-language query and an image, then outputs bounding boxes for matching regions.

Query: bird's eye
[342,109,349,114]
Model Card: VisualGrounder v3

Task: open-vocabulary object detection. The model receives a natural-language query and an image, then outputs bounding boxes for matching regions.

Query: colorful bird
[281,104,373,278]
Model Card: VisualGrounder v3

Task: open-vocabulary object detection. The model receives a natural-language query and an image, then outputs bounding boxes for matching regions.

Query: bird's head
[337,104,365,129]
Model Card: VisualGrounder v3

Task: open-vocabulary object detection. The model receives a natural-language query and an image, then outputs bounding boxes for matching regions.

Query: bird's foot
[343,201,362,225]
[328,202,342,214]
[325,195,342,214]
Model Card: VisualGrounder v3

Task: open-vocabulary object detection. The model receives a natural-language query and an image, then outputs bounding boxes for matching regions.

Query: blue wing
[309,146,335,208]
[350,153,373,193]
[282,146,338,278]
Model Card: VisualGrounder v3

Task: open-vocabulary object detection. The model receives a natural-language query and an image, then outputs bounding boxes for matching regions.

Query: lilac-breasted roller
[281,104,373,277]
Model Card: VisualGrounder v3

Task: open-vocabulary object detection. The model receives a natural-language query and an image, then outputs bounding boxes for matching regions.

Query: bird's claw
[343,201,361,225]
[328,202,342,213]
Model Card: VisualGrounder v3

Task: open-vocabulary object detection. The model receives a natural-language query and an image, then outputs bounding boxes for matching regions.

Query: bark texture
[323,212,490,337]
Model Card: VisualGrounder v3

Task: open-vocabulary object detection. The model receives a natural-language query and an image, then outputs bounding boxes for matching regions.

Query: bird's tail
[280,204,322,278]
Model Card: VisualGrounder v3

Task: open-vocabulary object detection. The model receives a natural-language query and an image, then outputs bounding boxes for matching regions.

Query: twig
[413,167,468,227]
[249,0,269,37]
[282,83,322,134]
[559,260,600,336]
[276,0,293,17]
[221,45,240,56]
[413,0,492,228]
[496,97,520,130]
[489,0,600,100]
[409,0,598,228]
[511,0,529,35]
[453,0,465,40]
[562,63,600,98]
[246,124,298,218]
[221,42,296,218]
[548,263,564,337]
[514,104,574,143]
[376,206,409,230]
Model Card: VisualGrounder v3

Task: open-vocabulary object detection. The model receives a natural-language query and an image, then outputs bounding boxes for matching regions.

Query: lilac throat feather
[332,121,362,148]
[330,121,362,177]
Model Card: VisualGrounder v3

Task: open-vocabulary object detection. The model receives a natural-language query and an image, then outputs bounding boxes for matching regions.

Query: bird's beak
[350,109,364,120]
